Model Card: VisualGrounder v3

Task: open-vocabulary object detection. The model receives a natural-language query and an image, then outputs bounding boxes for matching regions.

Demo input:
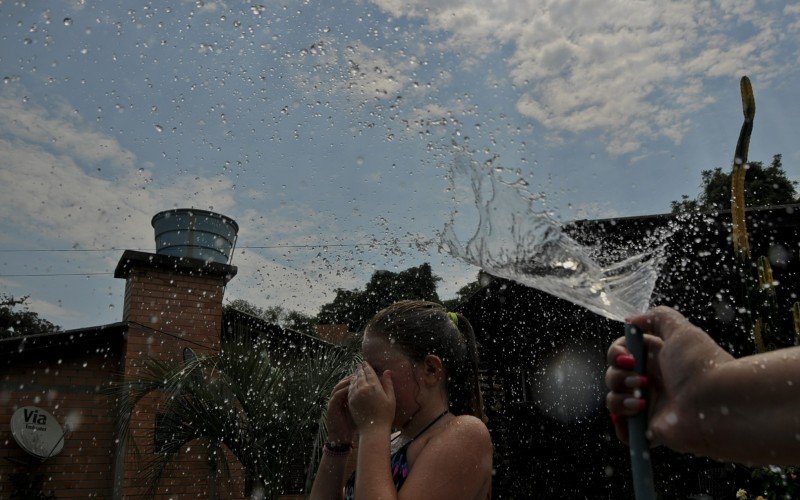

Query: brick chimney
[112,250,239,497]
[115,250,237,357]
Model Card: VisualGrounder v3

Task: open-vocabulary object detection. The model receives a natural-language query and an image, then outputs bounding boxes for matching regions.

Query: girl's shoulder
[442,414,491,445]
[412,414,491,458]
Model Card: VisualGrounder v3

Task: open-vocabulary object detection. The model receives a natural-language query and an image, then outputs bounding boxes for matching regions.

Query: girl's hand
[325,375,357,445]
[348,362,395,434]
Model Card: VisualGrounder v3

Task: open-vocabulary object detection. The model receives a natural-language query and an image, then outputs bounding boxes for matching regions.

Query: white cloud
[367,0,799,154]
[0,136,235,248]
[290,38,425,104]
[0,92,135,169]
[0,86,240,247]
[25,297,84,326]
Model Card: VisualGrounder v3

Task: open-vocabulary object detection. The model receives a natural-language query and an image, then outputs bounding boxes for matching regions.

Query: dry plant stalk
[753,318,766,353]
[757,256,774,294]
[731,76,755,260]
[793,302,800,346]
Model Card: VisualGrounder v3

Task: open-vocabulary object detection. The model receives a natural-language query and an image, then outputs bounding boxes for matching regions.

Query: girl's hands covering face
[348,362,396,433]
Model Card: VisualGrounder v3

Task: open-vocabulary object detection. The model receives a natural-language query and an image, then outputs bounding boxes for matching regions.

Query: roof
[569,202,800,226]
[0,322,128,355]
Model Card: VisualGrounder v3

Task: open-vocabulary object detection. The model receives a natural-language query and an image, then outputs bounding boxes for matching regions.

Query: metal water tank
[151,209,239,265]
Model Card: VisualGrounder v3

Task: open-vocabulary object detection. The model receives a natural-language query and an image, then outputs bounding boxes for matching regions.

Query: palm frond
[112,335,356,498]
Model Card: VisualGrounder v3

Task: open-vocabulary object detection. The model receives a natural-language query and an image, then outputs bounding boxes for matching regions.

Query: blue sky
[1,0,799,330]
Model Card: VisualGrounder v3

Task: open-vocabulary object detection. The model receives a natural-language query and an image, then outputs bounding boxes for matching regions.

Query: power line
[0,272,113,277]
[128,320,216,351]
[0,242,403,252]
[0,240,420,277]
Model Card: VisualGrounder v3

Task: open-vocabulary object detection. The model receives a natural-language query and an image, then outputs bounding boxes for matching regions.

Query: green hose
[625,323,656,500]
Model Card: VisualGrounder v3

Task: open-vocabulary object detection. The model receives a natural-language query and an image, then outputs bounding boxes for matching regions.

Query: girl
[310,300,493,500]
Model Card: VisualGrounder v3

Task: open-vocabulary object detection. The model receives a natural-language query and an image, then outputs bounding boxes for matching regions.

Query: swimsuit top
[343,410,449,500]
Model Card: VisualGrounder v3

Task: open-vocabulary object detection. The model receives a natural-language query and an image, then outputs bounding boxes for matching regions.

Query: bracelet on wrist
[323,441,352,457]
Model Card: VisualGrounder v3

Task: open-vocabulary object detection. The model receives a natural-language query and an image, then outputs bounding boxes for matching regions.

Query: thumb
[381,370,395,401]
[627,306,688,342]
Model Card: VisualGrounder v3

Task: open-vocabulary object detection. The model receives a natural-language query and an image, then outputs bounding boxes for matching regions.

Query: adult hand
[325,375,357,445]
[605,306,734,453]
[348,362,395,434]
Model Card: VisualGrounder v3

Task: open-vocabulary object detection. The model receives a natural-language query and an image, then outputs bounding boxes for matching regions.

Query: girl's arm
[310,376,357,500]
[308,450,351,500]
[354,427,396,500]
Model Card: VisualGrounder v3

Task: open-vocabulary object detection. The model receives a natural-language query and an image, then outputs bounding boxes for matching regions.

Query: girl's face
[361,332,423,428]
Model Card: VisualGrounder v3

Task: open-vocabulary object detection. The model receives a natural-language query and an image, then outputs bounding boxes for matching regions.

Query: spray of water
[441,151,668,322]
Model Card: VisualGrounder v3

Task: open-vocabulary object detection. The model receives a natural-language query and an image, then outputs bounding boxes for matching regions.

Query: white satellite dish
[10,406,66,459]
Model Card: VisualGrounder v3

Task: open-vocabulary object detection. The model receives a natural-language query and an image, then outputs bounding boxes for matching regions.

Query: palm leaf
[112,334,356,498]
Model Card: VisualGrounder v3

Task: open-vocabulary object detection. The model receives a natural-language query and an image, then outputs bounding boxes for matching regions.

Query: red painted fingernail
[639,376,649,388]
[610,413,619,425]
[615,354,636,370]
[623,398,647,412]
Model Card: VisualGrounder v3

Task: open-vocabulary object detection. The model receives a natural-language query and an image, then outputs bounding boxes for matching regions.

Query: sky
[1,0,799,330]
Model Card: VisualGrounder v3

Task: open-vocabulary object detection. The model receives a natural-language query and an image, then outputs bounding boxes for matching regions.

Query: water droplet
[154,124,163,133]
[63,18,73,26]
[356,156,364,166]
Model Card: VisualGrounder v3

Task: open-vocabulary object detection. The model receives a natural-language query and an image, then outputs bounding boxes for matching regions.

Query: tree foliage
[672,154,798,213]
[1,294,61,339]
[224,299,318,336]
[442,275,485,311]
[317,263,442,332]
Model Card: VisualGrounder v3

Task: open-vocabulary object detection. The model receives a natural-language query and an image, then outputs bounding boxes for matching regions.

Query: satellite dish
[10,406,66,460]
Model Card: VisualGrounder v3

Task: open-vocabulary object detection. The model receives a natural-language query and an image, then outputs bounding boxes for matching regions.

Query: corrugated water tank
[151,209,239,265]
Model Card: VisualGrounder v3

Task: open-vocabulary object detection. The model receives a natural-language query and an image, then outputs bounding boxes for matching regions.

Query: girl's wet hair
[364,300,485,421]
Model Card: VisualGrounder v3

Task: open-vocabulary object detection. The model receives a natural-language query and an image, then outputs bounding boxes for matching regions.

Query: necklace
[392,409,450,453]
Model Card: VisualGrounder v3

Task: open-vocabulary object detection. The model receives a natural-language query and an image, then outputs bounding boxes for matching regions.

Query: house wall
[0,338,123,498]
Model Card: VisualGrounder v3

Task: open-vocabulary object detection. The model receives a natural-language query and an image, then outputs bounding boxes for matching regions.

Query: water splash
[441,151,667,322]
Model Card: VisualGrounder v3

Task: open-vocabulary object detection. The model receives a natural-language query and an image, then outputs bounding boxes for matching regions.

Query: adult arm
[606,306,800,466]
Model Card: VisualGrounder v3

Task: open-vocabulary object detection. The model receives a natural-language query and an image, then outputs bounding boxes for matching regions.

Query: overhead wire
[0,240,418,277]
[127,320,217,351]
[0,272,113,277]
[0,241,403,252]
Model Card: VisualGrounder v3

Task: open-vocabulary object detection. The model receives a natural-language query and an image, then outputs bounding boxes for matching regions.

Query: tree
[224,299,318,336]
[442,275,485,311]
[317,263,442,332]
[1,294,60,338]
[672,154,798,213]
[224,299,285,324]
